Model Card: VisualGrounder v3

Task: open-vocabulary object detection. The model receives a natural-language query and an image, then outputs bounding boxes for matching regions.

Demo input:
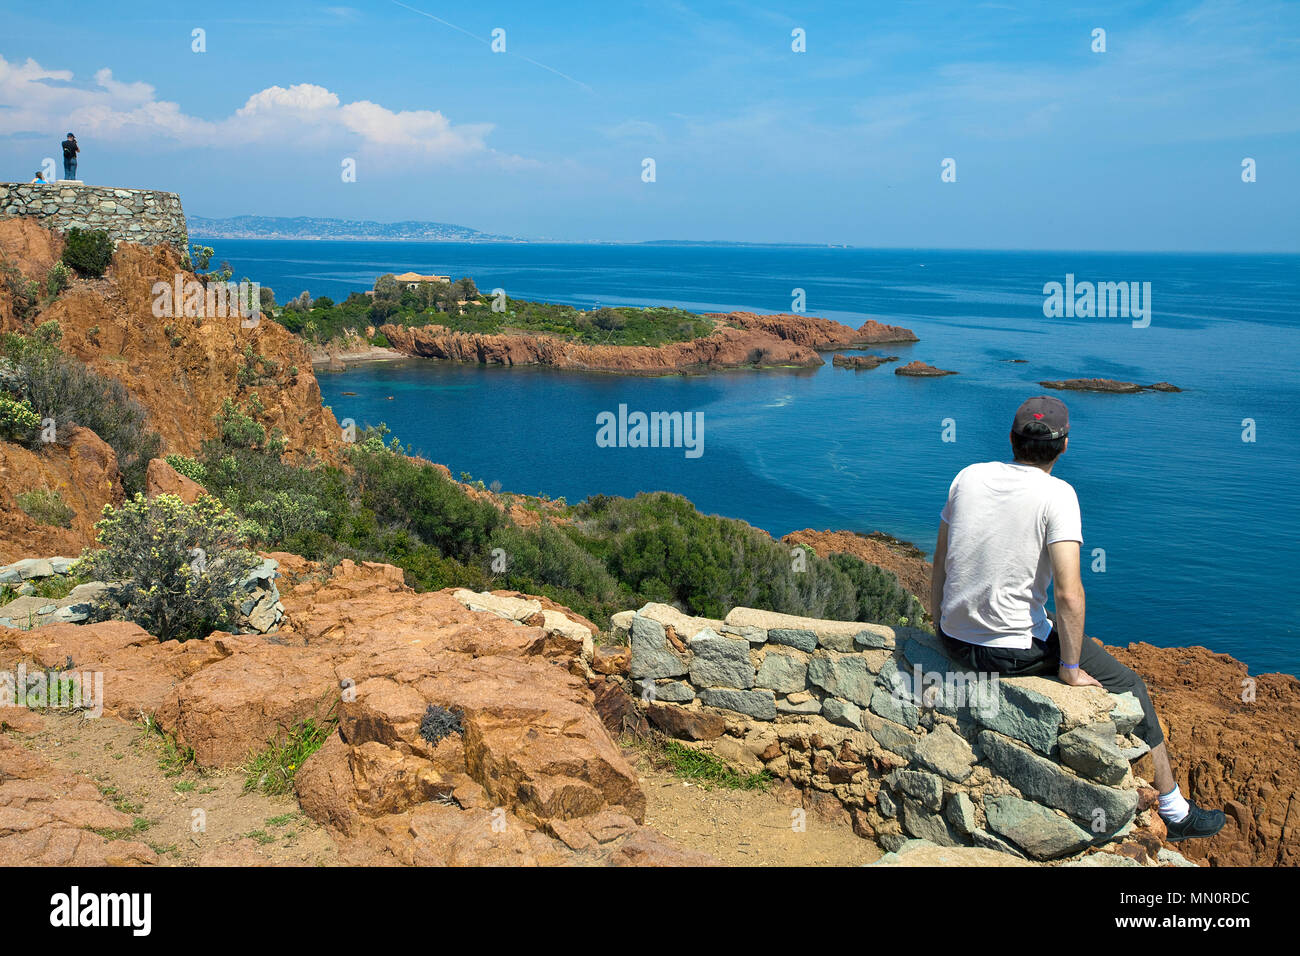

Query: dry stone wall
[0,183,187,252]
[620,602,1165,864]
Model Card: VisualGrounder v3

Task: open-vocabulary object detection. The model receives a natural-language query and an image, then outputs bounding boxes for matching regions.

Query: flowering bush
[81,493,262,642]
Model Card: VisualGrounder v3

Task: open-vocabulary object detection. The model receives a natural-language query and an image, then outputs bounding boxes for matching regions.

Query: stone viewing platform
[0,182,187,252]
[619,602,1187,866]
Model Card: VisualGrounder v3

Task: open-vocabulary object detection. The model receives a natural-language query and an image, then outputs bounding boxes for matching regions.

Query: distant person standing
[61,133,79,180]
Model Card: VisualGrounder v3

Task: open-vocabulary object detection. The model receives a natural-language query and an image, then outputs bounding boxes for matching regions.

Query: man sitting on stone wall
[930,395,1225,842]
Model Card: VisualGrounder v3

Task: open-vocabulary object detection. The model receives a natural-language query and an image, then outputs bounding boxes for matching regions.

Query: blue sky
[1,0,1297,249]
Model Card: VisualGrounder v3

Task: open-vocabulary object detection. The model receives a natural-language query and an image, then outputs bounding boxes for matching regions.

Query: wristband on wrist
[1059,661,1079,669]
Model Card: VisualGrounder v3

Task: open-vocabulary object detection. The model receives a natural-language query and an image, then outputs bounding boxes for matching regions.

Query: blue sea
[196,238,1300,676]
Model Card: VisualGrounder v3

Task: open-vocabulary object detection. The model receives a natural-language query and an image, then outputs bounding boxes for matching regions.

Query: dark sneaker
[1164,802,1226,842]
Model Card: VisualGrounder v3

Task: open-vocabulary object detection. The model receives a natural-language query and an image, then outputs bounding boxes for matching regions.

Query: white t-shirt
[938,461,1082,649]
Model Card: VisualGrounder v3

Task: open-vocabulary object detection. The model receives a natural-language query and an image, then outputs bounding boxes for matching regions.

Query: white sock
[1158,785,1190,823]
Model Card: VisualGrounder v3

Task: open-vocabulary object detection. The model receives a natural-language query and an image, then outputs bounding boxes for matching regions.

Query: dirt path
[17,710,339,866]
[635,758,882,866]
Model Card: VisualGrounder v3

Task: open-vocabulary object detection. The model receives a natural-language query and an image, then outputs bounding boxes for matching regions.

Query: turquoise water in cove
[197,238,1300,676]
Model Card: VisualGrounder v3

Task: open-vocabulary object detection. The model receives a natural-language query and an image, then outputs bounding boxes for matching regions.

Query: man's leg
[1075,638,1224,840]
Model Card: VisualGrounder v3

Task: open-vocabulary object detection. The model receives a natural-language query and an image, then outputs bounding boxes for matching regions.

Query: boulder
[144,458,208,504]
[984,795,1094,860]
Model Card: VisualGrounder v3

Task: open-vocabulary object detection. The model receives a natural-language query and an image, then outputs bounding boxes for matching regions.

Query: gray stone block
[870,684,919,729]
[688,630,754,688]
[823,697,864,730]
[653,680,696,703]
[768,628,817,653]
[698,687,776,721]
[945,791,977,835]
[629,615,688,680]
[1058,721,1129,785]
[984,795,1094,860]
[979,730,1137,836]
[886,769,943,812]
[871,719,918,759]
[900,797,961,846]
[807,651,874,706]
[853,626,895,650]
[1109,692,1144,736]
[976,680,1063,755]
[755,650,807,693]
[913,723,976,782]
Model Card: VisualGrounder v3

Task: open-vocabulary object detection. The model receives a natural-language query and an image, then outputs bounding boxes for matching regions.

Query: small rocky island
[895,360,957,377]
[833,353,899,370]
[1041,379,1181,394]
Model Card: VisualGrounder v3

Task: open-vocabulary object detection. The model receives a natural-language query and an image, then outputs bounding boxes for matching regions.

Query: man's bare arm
[1047,540,1100,687]
[931,521,949,627]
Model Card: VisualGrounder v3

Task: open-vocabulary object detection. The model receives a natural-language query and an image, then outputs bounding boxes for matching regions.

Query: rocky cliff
[380,311,919,375]
[717,312,919,348]
[0,219,343,537]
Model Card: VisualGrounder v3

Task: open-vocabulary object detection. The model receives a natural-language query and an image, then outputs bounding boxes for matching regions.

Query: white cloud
[0,55,495,159]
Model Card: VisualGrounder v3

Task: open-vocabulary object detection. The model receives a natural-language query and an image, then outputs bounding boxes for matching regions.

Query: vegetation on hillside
[61,228,114,278]
[0,329,160,493]
[268,273,718,349]
[179,408,926,629]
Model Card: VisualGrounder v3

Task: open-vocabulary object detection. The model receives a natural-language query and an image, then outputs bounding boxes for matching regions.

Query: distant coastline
[187,214,518,242]
[187,216,860,248]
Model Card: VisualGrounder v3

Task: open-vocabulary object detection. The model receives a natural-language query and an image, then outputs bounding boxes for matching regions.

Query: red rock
[145,457,208,503]
[833,353,898,370]
[591,677,645,736]
[896,360,957,377]
[381,321,825,374]
[851,807,875,839]
[645,702,726,741]
[592,644,631,676]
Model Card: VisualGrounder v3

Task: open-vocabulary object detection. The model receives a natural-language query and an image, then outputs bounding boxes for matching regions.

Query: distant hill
[186,215,519,242]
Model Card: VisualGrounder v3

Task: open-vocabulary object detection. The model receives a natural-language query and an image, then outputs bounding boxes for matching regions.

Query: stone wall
[619,602,1180,865]
[0,183,187,252]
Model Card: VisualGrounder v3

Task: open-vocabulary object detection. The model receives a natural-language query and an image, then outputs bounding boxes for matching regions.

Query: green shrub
[348,438,503,564]
[164,454,207,484]
[1,336,160,491]
[0,257,39,322]
[0,394,40,442]
[15,489,75,528]
[33,320,61,345]
[214,398,280,453]
[80,493,263,642]
[45,262,71,297]
[61,228,114,278]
